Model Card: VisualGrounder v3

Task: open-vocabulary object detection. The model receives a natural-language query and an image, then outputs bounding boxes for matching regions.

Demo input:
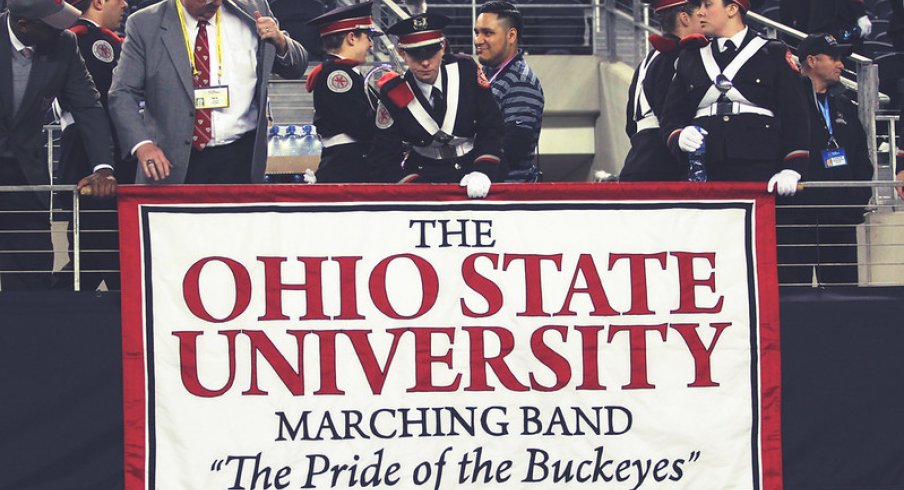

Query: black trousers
[620,129,683,182]
[184,131,256,184]
[777,214,860,286]
[0,158,52,290]
[315,143,370,183]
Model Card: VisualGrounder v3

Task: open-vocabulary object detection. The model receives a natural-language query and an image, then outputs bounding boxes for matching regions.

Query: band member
[55,0,131,290]
[306,1,381,183]
[621,0,702,181]
[368,13,504,198]
[660,0,809,195]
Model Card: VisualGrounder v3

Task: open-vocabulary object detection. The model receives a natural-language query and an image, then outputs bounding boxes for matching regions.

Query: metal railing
[3,181,902,291]
[777,180,904,287]
[0,184,118,292]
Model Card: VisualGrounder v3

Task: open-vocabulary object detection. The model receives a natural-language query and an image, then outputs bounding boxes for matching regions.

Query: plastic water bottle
[688,126,708,182]
[284,125,300,157]
[299,124,322,157]
[267,124,282,157]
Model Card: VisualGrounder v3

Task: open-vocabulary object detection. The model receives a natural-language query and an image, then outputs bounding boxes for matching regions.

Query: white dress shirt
[186,8,260,147]
[413,68,444,108]
[717,26,749,53]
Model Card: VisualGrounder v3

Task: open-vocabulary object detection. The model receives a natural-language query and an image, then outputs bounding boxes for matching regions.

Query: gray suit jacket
[108,0,307,184]
[0,12,113,203]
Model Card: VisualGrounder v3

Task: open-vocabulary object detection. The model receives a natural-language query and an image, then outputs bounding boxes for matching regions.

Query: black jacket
[621,34,684,181]
[661,29,810,181]
[369,54,504,183]
[791,77,872,223]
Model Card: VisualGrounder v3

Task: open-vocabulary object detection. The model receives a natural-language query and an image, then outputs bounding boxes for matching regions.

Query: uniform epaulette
[69,24,89,37]
[100,27,123,44]
[305,58,361,93]
[380,73,414,108]
[679,33,709,49]
[305,64,324,93]
[649,34,679,53]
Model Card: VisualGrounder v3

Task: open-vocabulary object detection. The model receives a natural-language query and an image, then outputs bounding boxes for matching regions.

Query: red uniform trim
[318,16,376,37]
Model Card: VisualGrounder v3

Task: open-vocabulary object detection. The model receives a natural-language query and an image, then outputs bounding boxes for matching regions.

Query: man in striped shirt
[474,1,545,182]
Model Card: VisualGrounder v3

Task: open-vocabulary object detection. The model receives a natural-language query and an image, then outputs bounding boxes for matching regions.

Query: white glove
[767,169,801,197]
[459,171,491,199]
[303,169,317,184]
[857,15,872,38]
[678,126,708,153]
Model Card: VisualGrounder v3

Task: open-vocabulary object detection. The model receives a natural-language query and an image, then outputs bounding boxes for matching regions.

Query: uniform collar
[717,26,748,52]
[79,17,101,28]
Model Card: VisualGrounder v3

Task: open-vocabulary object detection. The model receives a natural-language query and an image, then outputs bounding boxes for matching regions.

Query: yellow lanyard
[175,0,223,84]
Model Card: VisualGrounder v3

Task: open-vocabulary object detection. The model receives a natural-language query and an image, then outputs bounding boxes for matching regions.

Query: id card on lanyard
[178,0,230,110]
[817,93,847,168]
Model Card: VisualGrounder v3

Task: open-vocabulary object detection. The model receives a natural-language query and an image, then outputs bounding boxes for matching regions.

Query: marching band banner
[119,183,782,490]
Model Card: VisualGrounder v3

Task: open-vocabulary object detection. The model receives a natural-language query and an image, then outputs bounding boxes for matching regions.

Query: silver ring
[146,159,156,167]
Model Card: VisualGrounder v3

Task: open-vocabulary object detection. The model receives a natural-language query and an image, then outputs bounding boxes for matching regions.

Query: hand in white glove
[678,126,708,153]
[303,169,317,184]
[767,169,801,196]
[857,15,872,38]
[459,171,492,199]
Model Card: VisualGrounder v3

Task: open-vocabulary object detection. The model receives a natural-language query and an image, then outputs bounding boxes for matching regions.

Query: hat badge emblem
[413,17,428,31]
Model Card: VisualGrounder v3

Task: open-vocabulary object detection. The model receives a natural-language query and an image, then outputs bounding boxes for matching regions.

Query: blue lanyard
[817,95,833,137]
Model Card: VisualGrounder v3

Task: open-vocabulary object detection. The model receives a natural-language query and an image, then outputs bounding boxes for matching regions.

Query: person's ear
[727,2,739,18]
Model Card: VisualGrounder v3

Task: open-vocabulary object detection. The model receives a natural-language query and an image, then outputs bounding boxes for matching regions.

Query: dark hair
[656,0,701,34]
[321,30,369,53]
[70,0,92,14]
[478,1,524,43]
[722,0,747,22]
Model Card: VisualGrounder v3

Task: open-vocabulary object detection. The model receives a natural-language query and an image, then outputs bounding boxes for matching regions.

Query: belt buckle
[716,101,734,116]
[434,131,453,144]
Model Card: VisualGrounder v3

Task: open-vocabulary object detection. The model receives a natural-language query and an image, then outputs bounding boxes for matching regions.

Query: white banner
[120,184,782,490]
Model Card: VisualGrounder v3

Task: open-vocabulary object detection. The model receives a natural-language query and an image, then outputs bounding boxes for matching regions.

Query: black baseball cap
[798,33,853,59]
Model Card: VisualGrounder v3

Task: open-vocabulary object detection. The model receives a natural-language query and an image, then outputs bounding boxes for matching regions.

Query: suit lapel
[160,0,193,99]
[14,48,55,124]
[1,13,15,126]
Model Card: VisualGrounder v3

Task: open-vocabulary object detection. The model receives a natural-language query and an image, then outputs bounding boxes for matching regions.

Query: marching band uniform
[56,16,128,290]
[368,14,505,184]
[621,32,684,181]
[621,0,701,182]
[661,26,810,182]
[306,2,380,183]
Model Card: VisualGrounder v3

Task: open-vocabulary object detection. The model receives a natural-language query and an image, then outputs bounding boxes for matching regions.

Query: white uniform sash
[698,36,768,110]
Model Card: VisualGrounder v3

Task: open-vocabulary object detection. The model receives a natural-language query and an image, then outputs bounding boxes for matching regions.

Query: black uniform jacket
[307,54,374,182]
[368,54,504,183]
[661,29,810,181]
[58,19,130,185]
[621,34,683,181]
[793,77,872,223]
